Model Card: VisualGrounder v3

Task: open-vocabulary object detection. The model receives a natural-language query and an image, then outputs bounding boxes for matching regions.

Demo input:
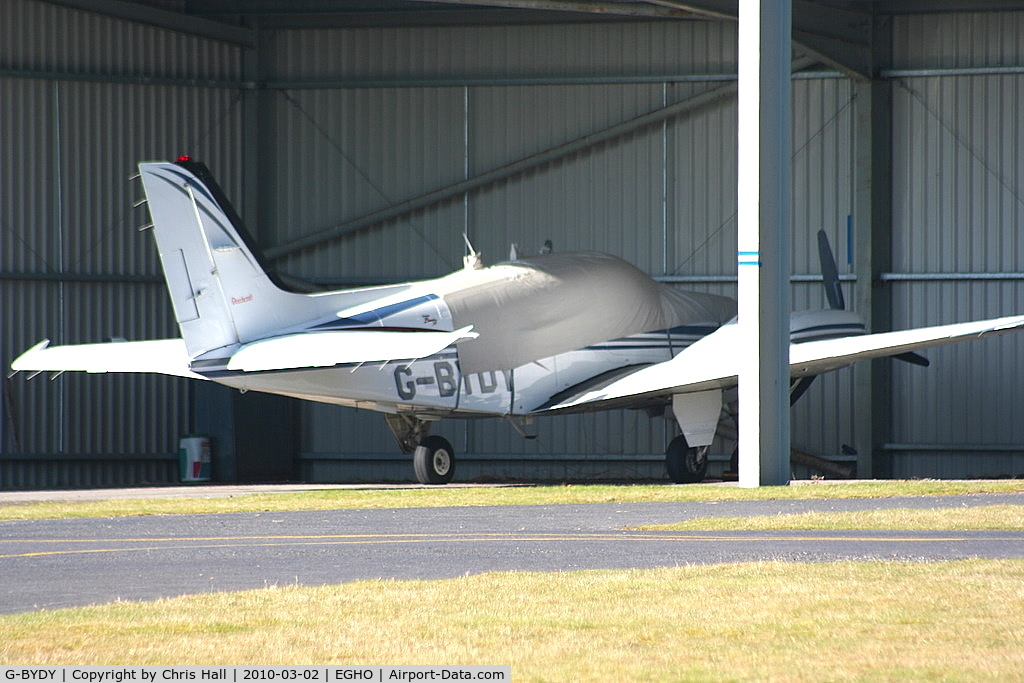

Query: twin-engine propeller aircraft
[12,159,1024,483]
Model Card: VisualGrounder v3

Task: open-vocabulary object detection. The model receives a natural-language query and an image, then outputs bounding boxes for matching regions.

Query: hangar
[2,0,1023,488]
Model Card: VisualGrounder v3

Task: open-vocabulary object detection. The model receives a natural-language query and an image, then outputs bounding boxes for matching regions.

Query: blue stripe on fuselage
[582,324,721,352]
[312,294,441,330]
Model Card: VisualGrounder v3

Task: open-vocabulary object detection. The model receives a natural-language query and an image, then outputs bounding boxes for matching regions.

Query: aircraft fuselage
[203,324,719,418]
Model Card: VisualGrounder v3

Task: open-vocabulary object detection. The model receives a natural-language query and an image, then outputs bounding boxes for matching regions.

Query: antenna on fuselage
[462,232,483,270]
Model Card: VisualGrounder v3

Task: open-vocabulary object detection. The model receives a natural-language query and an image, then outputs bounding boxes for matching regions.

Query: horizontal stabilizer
[12,339,204,379]
[541,314,1024,413]
[226,326,479,372]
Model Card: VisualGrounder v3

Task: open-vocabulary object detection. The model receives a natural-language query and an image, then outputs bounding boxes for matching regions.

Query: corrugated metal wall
[3,1,1022,485]
[1,0,244,486]
[788,76,857,459]
[268,21,861,475]
[888,11,1024,477]
[272,22,741,472]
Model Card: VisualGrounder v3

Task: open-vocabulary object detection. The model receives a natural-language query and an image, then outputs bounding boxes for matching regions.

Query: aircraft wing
[226,326,479,372]
[11,338,204,379]
[540,314,1024,413]
[12,328,478,379]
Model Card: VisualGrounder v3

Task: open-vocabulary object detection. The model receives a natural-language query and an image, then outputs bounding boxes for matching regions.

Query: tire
[413,435,455,485]
[665,434,709,484]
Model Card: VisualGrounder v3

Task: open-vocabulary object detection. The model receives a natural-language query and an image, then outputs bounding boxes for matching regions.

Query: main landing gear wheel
[665,434,709,484]
[414,435,456,485]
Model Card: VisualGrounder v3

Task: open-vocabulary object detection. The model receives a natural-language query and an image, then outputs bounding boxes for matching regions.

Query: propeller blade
[817,229,845,311]
[790,376,816,405]
[894,351,931,367]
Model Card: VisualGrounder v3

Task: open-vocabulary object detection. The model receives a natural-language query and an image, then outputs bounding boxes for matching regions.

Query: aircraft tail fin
[138,159,305,359]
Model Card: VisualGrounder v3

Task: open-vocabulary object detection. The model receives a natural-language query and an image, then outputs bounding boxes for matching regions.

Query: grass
[2,560,1023,680]
[2,479,1023,520]
[3,482,1023,677]
[639,504,1024,531]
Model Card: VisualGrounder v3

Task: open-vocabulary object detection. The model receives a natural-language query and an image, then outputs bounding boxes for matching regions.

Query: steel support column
[737,0,792,487]
[852,16,894,480]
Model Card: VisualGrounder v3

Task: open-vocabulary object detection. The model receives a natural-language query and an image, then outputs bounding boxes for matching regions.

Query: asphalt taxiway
[2,488,1023,614]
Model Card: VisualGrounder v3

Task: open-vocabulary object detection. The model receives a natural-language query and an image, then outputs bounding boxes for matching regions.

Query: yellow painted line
[2,530,1019,545]
[2,530,1020,560]
[2,533,509,543]
[0,535,594,559]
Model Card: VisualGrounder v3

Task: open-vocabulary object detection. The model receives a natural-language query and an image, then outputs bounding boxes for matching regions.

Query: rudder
[138,159,301,359]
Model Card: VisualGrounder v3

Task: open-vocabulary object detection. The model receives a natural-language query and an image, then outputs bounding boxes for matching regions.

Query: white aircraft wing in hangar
[11,338,205,380]
[539,314,1024,413]
[13,327,479,377]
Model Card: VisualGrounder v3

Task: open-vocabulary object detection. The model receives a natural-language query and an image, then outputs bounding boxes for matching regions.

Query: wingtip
[10,339,51,373]
[994,315,1024,332]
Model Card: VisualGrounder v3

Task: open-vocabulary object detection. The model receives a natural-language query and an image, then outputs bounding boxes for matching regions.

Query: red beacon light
[175,155,192,162]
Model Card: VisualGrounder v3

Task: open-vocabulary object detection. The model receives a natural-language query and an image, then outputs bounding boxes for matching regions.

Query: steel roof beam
[792,30,871,79]
[668,1,873,78]
[876,0,1024,13]
[42,0,256,47]
[403,0,707,20]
